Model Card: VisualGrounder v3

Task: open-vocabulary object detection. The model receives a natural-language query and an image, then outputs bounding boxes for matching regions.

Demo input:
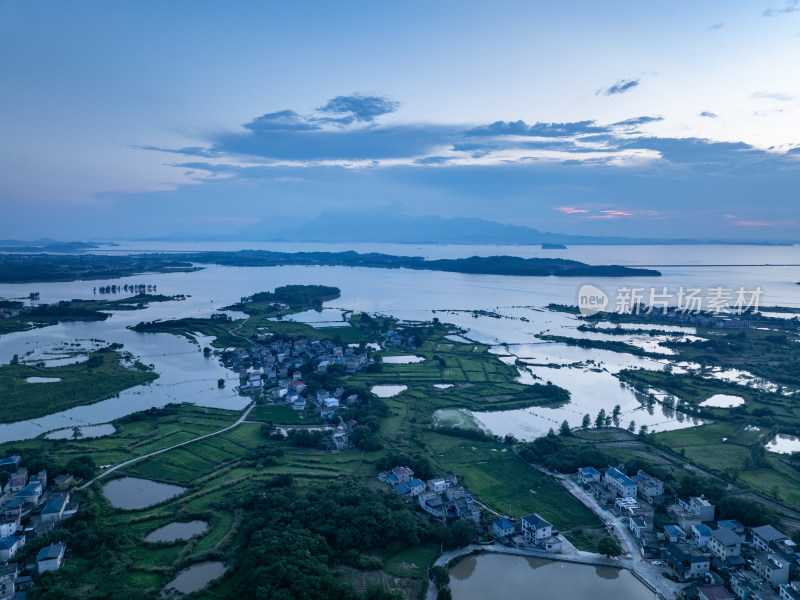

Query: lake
[449,553,651,600]
[0,243,797,442]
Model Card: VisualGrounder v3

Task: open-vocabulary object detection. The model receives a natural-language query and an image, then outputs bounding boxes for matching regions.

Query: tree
[612,405,621,424]
[437,588,453,600]
[627,420,636,433]
[559,420,572,437]
[582,414,591,429]
[638,425,649,437]
[217,378,225,388]
[430,565,450,590]
[595,409,606,429]
[598,535,623,557]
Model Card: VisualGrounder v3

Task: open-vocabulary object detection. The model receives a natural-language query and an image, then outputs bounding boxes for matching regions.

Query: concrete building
[752,525,788,553]
[632,469,664,504]
[37,542,66,573]
[521,514,552,544]
[710,527,742,562]
[577,466,601,485]
[751,553,790,588]
[492,518,515,538]
[603,467,637,499]
[662,543,710,581]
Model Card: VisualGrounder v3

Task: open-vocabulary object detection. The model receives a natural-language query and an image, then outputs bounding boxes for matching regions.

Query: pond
[145,520,209,543]
[371,384,408,397]
[381,355,425,364]
[766,434,800,455]
[103,477,187,510]
[161,561,226,596]
[699,394,745,408]
[449,553,651,600]
[45,423,116,440]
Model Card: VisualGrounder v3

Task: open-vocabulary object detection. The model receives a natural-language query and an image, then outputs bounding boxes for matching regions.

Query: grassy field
[0,347,158,423]
[420,431,599,533]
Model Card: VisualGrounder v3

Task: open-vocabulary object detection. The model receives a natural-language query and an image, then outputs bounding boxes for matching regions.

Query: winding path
[78,402,255,490]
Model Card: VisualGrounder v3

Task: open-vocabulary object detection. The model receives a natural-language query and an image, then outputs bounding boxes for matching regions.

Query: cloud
[699,111,719,118]
[611,116,663,127]
[734,220,798,227]
[243,110,322,132]
[707,22,725,30]
[596,78,640,96]
[465,120,608,137]
[751,91,795,101]
[316,94,399,123]
[554,206,661,220]
[764,0,800,16]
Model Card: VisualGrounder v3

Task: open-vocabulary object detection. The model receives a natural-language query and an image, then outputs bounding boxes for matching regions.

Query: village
[0,454,77,599]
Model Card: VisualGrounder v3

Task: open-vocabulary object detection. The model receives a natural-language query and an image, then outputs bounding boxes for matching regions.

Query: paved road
[78,402,255,490]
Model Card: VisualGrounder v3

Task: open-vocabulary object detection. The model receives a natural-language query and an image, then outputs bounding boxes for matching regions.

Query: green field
[0,346,158,423]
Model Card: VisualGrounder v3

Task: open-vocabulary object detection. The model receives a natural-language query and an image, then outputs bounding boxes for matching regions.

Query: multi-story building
[603,467,637,499]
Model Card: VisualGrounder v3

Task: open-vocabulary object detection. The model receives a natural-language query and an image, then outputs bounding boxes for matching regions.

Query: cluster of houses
[491,513,563,553]
[0,305,32,320]
[577,464,800,599]
[379,466,481,524]
[0,455,74,599]
[226,336,371,397]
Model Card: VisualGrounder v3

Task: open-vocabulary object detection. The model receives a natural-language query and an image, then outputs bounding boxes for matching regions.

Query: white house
[37,542,66,573]
[603,467,637,499]
[577,467,601,485]
[521,514,552,544]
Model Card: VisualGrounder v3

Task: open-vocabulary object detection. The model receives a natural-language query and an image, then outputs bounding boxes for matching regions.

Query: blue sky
[1,0,799,240]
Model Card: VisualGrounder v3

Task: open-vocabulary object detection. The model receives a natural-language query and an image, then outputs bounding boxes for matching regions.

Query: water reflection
[448,553,647,600]
[450,556,476,580]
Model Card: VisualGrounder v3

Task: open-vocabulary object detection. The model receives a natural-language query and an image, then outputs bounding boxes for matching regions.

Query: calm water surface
[103,477,186,510]
[449,554,651,600]
[145,520,208,543]
[0,244,797,442]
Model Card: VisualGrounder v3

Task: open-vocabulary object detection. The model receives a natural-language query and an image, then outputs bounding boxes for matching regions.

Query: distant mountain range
[0,239,106,252]
[158,212,795,246]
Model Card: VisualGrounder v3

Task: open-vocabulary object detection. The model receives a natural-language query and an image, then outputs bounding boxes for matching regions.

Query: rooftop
[752,524,787,543]
[711,527,741,546]
[698,585,734,600]
[493,518,514,530]
[522,513,551,530]
[605,467,636,487]
[36,542,65,562]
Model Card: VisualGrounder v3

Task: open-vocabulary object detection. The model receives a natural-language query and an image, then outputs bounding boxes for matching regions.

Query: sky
[1,0,799,241]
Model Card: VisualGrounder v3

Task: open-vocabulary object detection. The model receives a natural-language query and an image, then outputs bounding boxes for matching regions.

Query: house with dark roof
[692,523,713,549]
[14,482,42,505]
[631,469,664,504]
[0,535,24,561]
[521,514,552,544]
[664,524,687,544]
[36,542,66,573]
[751,552,790,588]
[751,525,788,553]
[577,466,601,485]
[662,543,710,581]
[698,585,734,600]
[492,518,515,538]
[0,456,20,473]
[603,467,637,499]
[710,527,742,563]
[41,495,69,522]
